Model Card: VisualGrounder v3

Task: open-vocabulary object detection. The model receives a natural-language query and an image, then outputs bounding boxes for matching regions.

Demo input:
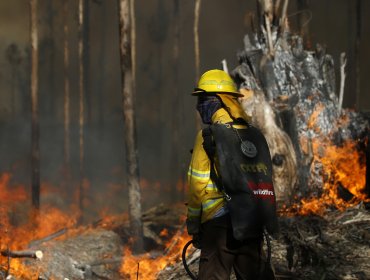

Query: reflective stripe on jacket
[186,108,235,230]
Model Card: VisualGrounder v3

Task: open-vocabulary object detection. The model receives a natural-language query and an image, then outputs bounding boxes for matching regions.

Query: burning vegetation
[0,150,369,279]
[292,138,368,215]
[0,176,190,279]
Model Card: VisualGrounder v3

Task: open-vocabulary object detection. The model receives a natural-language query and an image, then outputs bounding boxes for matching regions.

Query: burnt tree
[194,0,202,130]
[117,0,144,254]
[232,0,369,204]
[169,0,184,200]
[78,0,86,223]
[30,0,40,210]
[354,0,362,109]
[63,0,71,183]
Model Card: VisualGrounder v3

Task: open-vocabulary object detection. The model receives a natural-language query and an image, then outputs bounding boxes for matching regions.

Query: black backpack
[202,123,279,240]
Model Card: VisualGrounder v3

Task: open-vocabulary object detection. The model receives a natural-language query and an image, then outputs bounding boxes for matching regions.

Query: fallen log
[28,228,67,248]
[1,249,43,259]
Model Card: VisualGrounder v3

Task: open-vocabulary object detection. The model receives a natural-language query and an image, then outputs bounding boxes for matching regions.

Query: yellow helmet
[192,69,243,97]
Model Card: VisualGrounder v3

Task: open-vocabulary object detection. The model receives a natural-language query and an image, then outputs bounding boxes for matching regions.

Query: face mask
[196,96,222,124]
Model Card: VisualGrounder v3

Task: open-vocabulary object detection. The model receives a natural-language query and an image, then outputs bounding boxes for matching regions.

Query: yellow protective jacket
[186,99,250,235]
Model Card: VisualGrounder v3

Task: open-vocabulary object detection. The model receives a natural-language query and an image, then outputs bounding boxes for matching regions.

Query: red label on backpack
[248,182,275,204]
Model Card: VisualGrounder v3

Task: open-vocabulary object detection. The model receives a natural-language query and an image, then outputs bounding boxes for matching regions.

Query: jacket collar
[211,108,233,124]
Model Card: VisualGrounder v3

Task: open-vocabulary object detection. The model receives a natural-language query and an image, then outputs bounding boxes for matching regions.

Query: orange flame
[120,225,191,280]
[0,174,80,278]
[0,173,27,202]
[290,138,367,216]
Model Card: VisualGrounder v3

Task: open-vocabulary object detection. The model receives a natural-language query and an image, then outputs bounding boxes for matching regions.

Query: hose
[264,230,272,264]
[181,240,198,280]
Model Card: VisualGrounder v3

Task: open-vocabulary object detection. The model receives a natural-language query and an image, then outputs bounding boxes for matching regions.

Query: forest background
[0,0,369,218]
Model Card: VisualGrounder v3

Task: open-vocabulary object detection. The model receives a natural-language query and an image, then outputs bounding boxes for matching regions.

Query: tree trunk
[194,0,202,130]
[30,0,40,210]
[117,0,144,254]
[78,0,85,223]
[233,2,369,205]
[98,1,108,133]
[45,0,55,116]
[83,0,91,123]
[63,0,71,183]
[194,0,201,83]
[355,0,361,110]
[169,0,182,200]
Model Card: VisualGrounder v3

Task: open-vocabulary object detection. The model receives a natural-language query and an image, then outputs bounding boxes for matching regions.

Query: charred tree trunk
[83,0,91,123]
[45,0,55,116]
[130,0,136,91]
[63,0,71,182]
[169,0,182,200]
[355,0,361,110]
[78,0,86,223]
[117,0,144,254]
[30,0,40,210]
[97,1,107,133]
[277,104,310,197]
[232,1,368,204]
[257,0,275,55]
[194,0,202,130]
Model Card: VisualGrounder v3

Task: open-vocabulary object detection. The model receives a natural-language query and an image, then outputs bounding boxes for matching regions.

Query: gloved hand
[192,233,202,249]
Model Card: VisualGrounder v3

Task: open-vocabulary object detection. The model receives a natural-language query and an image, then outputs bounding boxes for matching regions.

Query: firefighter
[186,69,277,279]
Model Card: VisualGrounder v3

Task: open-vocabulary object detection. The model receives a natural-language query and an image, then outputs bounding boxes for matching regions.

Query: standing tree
[83,0,92,122]
[194,0,201,82]
[97,0,108,131]
[355,0,362,109]
[194,0,202,130]
[117,0,144,254]
[30,0,40,210]
[41,0,56,116]
[169,0,183,200]
[78,0,86,223]
[63,0,71,182]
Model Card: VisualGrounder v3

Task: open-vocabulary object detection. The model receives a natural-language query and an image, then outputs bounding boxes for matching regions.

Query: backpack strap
[202,127,230,200]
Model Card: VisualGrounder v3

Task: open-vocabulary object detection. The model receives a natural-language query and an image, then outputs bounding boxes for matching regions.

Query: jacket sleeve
[186,130,211,235]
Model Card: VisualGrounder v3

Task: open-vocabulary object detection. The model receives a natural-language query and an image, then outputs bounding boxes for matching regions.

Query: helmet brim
[191,88,243,98]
